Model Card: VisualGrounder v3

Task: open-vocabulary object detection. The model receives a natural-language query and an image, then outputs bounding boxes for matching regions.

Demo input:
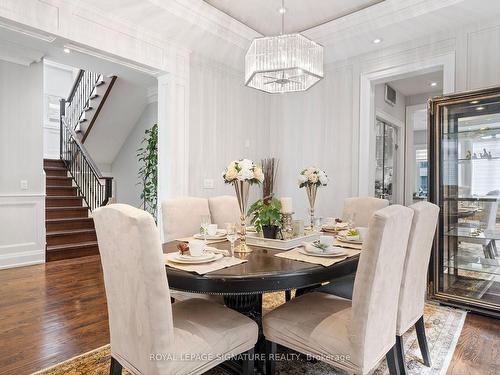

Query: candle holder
[281,212,294,240]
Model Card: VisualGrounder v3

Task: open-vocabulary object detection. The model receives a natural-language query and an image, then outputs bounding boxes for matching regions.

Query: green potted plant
[248,198,282,239]
[137,123,158,220]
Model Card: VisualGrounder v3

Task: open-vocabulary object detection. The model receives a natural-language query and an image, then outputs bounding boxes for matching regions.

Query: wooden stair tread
[47,228,95,235]
[47,241,98,251]
[46,185,77,189]
[46,195,82,199]
[46,206,88,211]
[46,217,92,223]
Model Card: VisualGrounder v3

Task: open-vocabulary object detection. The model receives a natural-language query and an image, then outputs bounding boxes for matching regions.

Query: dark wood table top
[162,239,359,295]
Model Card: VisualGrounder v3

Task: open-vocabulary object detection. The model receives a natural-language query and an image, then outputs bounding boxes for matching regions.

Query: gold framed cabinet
[429,87,500,318]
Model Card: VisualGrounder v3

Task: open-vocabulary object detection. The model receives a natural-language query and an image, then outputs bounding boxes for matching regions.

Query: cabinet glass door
[375,119,398,203]
[429,88,500,316]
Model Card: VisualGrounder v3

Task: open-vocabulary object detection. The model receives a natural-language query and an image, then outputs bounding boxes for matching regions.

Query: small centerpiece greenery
[248,198,282,239]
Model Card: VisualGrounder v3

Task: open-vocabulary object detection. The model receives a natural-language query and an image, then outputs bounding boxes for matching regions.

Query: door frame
[358,52,456,197]
[405,103,428,205]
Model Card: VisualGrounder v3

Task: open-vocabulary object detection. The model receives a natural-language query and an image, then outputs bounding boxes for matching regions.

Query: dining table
[162,233,360,373]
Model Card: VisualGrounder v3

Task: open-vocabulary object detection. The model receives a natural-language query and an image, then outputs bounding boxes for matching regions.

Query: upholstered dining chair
[316,201,440,374]
[263,205,414,375]
[161,197,222,303]
[93,204,258,375]
[342,196,389,227]
[161,197,211,242]
[208,195,240,228]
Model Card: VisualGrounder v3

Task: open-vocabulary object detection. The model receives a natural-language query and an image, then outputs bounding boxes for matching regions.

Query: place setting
[275,234,361,267]
[166,222,247,275]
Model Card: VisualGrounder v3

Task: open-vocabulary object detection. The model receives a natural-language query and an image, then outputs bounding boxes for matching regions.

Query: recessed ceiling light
[63,47,71,54]
[430,82,438,87]
[372,38,382,44]
[470,100,479,104]
[476,106,485,111]
[278,7,286,14]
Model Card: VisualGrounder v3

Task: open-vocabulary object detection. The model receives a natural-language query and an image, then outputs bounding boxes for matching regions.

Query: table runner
[165,253,247,275]
[275,247,360,267]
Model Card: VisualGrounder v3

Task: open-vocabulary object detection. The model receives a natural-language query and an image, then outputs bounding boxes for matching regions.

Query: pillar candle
[280,197,293,213]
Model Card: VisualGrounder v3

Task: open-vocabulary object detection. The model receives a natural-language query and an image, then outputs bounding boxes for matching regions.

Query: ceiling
[389,71,443,97]
[204,0,384,35]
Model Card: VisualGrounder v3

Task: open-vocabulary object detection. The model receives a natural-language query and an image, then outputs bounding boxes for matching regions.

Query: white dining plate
[298,248,346,258]
[193,230,227,240]
[167,251,223,264]
[336,236,363,245]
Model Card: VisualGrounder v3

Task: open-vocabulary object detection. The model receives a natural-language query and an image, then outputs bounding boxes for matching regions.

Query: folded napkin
[205,246,230,257]
[275,247,360,267]
[333,237,363,250]
[165,252,246,275]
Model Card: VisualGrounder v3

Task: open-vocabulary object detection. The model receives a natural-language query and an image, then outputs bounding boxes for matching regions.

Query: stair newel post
[104,178,113,206]
[59,99,66,161]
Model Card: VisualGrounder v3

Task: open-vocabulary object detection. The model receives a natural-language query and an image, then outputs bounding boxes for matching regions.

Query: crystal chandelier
[245,0,324,94]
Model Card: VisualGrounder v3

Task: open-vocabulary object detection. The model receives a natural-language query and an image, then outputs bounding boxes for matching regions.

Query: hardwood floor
[0,256,498,375]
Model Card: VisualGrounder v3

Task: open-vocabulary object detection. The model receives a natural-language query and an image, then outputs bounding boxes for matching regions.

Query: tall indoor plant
[137,123,158,219]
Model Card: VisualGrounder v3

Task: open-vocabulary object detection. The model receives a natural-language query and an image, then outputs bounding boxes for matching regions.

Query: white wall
[375,84,406,124]
[271,64,354,220]
[112,102,158,207]
[43,61,76,159]
[0,60,45,268]
[188,55,274,204]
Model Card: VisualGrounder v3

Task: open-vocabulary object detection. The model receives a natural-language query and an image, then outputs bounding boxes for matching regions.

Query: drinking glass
[200,215,211,244]
[226,223,237,257]
[347,213,356,229]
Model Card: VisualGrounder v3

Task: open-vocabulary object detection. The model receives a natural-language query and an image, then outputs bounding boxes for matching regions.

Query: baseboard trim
[0,249,45,269]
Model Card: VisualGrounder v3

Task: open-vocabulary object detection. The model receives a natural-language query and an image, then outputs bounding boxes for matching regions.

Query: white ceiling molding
[303,0,465,42]
[0,19,56,42]
[0,39,44,66]
[64,43,161,76]
[149,0,260,49]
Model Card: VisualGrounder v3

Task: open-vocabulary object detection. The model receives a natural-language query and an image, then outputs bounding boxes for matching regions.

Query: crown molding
[303,0,465,43]
[0,38,44,66]
[148,0,260,49]
[0,19,56,42]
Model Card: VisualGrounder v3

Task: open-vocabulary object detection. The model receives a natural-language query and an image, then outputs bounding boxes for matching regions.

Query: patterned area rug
[33,293,466,375]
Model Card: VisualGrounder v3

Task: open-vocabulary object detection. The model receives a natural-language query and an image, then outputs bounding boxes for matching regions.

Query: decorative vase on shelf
[223,159,264,253]
[298,167,329,229]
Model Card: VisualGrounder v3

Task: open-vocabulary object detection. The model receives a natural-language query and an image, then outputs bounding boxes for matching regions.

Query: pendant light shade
[245,34,324,93]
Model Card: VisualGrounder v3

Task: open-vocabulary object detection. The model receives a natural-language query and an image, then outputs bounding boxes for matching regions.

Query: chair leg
[492,240,498,256]
[395,335,408,375]
[386,344,401,375]
[242,348,254,375]
[265,340,277,375]
[415,316,432,367]
[285,290,292,302]
[109,357,122,375]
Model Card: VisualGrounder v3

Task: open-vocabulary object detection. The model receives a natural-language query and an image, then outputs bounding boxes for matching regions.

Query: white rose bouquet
[223,159,264,185]
[298,167,328,188]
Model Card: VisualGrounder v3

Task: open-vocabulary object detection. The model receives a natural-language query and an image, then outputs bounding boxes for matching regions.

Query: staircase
[44,159,98,261]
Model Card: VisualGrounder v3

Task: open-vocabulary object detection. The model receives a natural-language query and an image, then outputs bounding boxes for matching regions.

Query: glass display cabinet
[429,87,500,317]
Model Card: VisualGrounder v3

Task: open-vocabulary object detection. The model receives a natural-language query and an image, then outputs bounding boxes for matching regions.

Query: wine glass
[200,215,210,244]
[347,213,356,230]
[226,223,237,257]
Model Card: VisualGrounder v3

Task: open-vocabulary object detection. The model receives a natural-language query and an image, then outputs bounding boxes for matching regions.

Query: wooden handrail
[67,69,84,103]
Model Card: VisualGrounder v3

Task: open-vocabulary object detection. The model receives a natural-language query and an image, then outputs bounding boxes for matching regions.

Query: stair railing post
[59,99,66,161]
[104,178,113,206]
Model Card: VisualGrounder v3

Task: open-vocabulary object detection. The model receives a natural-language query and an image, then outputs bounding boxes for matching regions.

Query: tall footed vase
[306,184,318,229]
[234,180,252,253]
